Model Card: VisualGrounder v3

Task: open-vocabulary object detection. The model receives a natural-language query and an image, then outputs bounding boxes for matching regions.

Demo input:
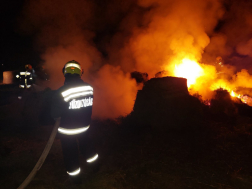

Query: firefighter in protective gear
[16,64,34,99]
[50,60,98,182]
[16,64,34,89]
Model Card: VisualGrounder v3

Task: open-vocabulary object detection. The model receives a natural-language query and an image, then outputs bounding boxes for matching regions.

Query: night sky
[0,0,40,72]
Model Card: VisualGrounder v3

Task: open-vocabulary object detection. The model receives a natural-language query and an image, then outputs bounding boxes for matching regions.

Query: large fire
[20,0,252,119]
[171,58,252,106]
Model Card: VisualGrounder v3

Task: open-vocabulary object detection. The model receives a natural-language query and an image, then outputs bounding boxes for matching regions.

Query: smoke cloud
[129,0,224,77]
[18,0,252,118]
[91,65,138,119]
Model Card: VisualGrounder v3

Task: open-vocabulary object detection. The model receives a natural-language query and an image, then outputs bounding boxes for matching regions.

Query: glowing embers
[86,154,98,163]
[67,167,81,176]
[69,97,93,109]
[61,86,93,102]
[65,63,81,70]
[58,125,90,135]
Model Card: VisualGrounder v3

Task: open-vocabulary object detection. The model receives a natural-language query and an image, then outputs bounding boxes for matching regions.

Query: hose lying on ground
[17,118,61,189]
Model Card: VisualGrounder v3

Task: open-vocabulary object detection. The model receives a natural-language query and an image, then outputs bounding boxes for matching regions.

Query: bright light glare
[231,91,235,97]
[174,58,204,88]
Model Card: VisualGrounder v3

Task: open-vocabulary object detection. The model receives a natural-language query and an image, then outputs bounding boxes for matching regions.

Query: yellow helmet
[63,60,83,76]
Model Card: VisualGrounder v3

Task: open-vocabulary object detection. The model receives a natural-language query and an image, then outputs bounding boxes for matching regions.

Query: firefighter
[50,60,99,183]
[16,64,34,99]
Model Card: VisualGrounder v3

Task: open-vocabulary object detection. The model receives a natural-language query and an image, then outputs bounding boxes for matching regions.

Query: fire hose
[17,118,61,189]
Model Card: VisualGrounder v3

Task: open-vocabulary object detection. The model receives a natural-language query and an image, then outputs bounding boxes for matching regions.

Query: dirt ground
[1,88,252,189]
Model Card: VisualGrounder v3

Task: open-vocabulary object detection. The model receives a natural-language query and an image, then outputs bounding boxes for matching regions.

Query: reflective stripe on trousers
[58,125,90,135]
[86,153,98,163]
[67,167,81,176]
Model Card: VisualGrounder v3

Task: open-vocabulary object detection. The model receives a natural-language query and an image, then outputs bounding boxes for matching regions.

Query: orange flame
[171,57,252,105]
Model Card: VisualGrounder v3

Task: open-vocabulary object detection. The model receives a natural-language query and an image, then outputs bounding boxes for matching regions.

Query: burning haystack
[131,76,202,131]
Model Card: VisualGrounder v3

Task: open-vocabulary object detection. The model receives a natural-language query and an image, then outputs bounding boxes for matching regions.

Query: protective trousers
[59,130,98,176]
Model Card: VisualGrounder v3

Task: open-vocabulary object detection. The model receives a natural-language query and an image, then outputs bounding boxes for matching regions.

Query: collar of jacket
[64,75,82,85]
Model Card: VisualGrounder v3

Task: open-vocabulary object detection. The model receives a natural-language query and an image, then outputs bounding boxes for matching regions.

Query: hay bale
[3,71,14,84]
[131,77,202,131]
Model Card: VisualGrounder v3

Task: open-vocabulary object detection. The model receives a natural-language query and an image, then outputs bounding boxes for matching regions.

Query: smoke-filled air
[18,0,252,118]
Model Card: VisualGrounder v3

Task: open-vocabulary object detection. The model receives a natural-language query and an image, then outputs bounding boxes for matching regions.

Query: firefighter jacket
[51,77,93,135]
[16,70,34,88]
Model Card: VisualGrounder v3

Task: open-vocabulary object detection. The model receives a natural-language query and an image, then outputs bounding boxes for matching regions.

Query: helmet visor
[64,63,81,75]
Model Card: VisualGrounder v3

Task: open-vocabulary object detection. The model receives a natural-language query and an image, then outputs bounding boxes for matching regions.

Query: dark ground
[1,86,252,189]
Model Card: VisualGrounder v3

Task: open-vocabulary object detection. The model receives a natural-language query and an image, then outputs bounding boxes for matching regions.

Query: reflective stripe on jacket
[51,78,93,135]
